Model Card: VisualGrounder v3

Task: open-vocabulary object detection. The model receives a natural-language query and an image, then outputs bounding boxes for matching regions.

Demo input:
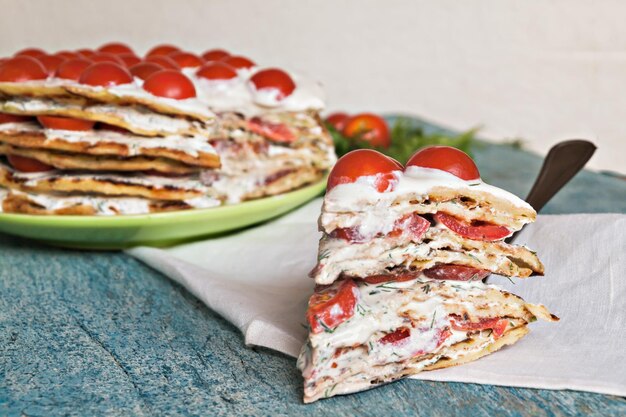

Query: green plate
[0,179,326,249]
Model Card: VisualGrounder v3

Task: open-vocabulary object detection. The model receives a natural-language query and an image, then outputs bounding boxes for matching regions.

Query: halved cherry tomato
[145,55,180,70]
[38,115,95,131]
[7,154,53,173]
[129,62,163,81]
[0,113,31,124]
[249,68,296,100]
[146,44,180,58]
[76,49,97,58]
[306,279,358,334]
[362,271,421,285]
[202,49,229,62]
[325,112,349,131]
[0,56,48,82]
[36,55,66,75]
[79,62,133,87]
[342,113,390,148]
[14,48,46,58]
[169,51,203,68]
[406,145,480,181]
[90,52,125,65]
[379,327,411,345]
[434,212,510,241]
[118,54,141,68]
[54,51,80,60]
[55,58,92,81]
[97,42,134,55]
[221,55,255,70]
[423,265,490,281]
[327,149,402,192]
[143,70,196,99]
[196,62,237,81]
[450,316,509,339]
[247,117,295,143]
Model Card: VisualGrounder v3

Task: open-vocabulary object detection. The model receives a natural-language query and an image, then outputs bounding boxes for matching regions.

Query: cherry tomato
[37,115,95,131]
[306,279,358,334]
[379,327,411,345]
[201,49,229,62]
[325,112,349,131]
[54,51,80,60]
[249,68,296,100]
[90,52,125,65]
[118,54,141,68]
[14,48,46,58]
[406,145,480,181]
[55,58,93,81]
[36,55,66,75]
[196,62,237,81]
[129,62,163,81]
[145,55,180,70]
[146,44,180,57]
[342,113,390,148]
[0,56,48,82]
[0,113,32,124]
[450,316,509,339]
[327,149,402,192]
[97,42,134,55]
[7,154,54,173]
[423,265,491,281]
[143,70,196,99]
[76,49,97,58]
[78,62,133,87]
[169,51,203,68]
[247,117,295,143]
[434,212,511,241]
[221,55,255,70]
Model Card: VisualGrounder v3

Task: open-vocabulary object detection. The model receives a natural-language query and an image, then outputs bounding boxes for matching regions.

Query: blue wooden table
[1,138,625,417]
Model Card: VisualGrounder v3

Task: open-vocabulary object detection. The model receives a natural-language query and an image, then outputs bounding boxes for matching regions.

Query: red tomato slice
[221,55,255,70]
[146,44,180,58]
[327,149,402,192]
[0,56,48,82]
[423,265,490,281]
[325,112,350,131]
[0,113,31,124]
[145,55,180,70]
[7,154,54,173]
[249,68,296,100]
[55,58,92,81]
[169,51,203,68]
[202,49,230,62]
[196,62,237,81]
[143,70,196,99]
[14,48,46,58]
[379,327,411,345]
[129,62,163,81]
[362,271,421,284]
[247,117,295,143]
[434,212,511,241]
[118,54,141,68]
[38,116,95,131]
[406,145,480,181]
[79,62,133,87]
[388,213,430,241]
[451,316,509,339]
[306,279,359,334]
[342,113,391,148]
[97,42,134,56]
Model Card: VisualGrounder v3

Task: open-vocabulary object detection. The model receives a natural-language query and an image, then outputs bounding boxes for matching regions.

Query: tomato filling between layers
[247,117,296,143]
[6,154,53,173]
[435,212,511,241]
[330,212,430,244]
[450,315,510,339]
[306,279,358,334]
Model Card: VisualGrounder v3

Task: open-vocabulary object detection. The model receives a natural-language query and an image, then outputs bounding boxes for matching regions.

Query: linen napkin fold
[127,199,626,397]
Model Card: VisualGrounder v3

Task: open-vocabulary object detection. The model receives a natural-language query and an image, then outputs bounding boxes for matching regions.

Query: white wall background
[1,0,624,173]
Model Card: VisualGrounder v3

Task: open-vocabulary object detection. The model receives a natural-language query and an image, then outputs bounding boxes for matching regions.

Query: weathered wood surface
[1,140,625,417]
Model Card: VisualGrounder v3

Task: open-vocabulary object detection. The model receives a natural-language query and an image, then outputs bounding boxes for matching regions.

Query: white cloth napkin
[127,199,626,397]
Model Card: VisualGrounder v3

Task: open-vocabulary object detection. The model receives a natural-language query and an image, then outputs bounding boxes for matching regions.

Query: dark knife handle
[506,139,596,244]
